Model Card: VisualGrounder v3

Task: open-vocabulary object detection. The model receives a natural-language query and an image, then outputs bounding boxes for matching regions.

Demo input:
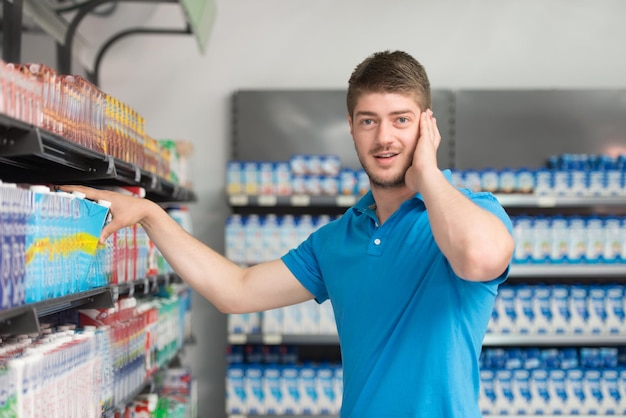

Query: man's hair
[347,50,431,118]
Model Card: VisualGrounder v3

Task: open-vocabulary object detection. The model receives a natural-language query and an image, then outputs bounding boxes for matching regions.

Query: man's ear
[347,114,354,137]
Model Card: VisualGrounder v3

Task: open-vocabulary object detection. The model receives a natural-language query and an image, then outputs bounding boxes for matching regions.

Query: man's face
[348,92,422,189]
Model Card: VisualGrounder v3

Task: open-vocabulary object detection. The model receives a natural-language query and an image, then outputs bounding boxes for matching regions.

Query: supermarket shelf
[509,263,626,279]
[228,415,337,418]
[229,333,339,345]
[0,114,196,203]
[0,273,178,335]
[103,342,187,417]
[229,193,626,210]
[495,193,626,208]
[229,194,358,208]
[230,332,626,347]
[483,333,626,347]
[227,416,621,418]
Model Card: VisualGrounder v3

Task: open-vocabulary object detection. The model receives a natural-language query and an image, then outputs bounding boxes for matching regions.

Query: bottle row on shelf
[489,283,625,337]
[0,181,191,310]
[227,283,626,339]
[225,344,626,417]
[479,366,626,416]
[0,287,192,417]
[0,60,191,186]
[226,153,626,198]
[512,214,626,265]
[225,213,626,267]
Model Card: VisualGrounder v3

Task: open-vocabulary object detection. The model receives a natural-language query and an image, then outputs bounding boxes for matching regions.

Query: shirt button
[374,238,381,245]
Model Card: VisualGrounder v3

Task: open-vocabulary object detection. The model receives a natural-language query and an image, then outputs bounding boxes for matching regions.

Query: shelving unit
[0,107,196,414]
[0,114,196,202]
[225,190,626,417]
[0,273,178,335]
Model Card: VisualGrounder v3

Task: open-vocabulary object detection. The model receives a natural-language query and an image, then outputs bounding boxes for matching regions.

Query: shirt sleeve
[464,190,514,285]
[281,233,330,303]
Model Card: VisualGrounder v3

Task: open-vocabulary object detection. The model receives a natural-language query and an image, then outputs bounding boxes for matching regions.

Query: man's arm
[62,185,314,313]
[405,110,514,282]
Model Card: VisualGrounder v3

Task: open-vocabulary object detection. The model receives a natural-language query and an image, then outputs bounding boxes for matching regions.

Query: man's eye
[361,119,374,126]
[397,117,409,124]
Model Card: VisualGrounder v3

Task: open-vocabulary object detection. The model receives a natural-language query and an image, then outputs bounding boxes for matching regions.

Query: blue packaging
[515,168,535,194]
[534,169,553,196]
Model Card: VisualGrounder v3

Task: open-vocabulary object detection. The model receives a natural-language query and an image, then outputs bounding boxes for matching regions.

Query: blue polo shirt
[281,173,513,418]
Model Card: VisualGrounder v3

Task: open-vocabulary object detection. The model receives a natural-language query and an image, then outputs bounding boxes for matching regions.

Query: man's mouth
[375,152,398,160]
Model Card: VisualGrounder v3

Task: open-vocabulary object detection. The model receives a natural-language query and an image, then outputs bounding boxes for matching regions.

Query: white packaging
[565,369,586,415]
[547,369,567,415]
[299,365,319,415]
[225,366,246,415]
[244,214,263,265]
[603,216,622,262]
[531,216,551,263]
[511,369,532,415]
[533,286,552,334]
[316,366,336,415]
[587,286,607,334]
[494,369,514,415]
[228,312,260,335]
[279,215,298,254]
[567,216,587,263]
[226,161,244,195]
[282,365,302,415]
[605,285,624,334]
[258,161,275,195]
[550,285,570,334]
[529,369,550,415]
[274,162,292,196]
[569,285,589,335]
[319,301,336,335]
[515,286,535,334]
[585,216,605,263]
[262,307,284,334]
[606,169,622,196]
[553,169,571,196]
[225,215,246,265]
[333,366,343,414]
[243,161,259,195]
[263,365,284,414]
[549,216,568,263]
[479,369,497,416]
[601,369,621,415]
[282,303,303,334]
[300,300,320,335]
[619,369,626,415]
[583,369,603,415]
[496,287,516,334]
[245,365,265,415]
[261,214,280,261]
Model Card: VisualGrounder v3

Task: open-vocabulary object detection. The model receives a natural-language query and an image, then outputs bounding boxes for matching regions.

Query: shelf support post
[2,0,24,63]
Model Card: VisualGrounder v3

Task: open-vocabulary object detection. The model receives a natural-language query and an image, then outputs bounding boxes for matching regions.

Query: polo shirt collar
[351,169,453,215]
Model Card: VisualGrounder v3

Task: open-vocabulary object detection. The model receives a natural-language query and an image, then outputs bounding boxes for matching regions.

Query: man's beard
[357,152,412,190]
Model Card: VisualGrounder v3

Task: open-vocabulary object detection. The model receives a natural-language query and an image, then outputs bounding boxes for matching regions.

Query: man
[64,50,514,417]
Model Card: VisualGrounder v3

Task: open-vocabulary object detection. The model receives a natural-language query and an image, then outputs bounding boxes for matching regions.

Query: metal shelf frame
[0,273,178,335]
[0,114,196,202]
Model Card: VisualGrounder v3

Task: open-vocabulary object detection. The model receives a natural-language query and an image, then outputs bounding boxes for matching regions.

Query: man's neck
[370,185,415,225]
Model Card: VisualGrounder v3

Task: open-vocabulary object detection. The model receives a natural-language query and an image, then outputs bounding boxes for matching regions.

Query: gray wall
[9,1,626,416]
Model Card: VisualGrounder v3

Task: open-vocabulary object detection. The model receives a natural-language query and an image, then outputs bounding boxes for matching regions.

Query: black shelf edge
[0,114,196,203]
[509,264,626,279]
[0,273,181,335]
[228,415,339,418]
[228,193,626,209]
[229,333,626,347]
[228,333,339,345]
[483,334,626,347]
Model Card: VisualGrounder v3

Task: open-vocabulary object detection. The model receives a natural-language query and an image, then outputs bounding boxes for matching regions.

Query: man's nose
[376,122,393,145]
